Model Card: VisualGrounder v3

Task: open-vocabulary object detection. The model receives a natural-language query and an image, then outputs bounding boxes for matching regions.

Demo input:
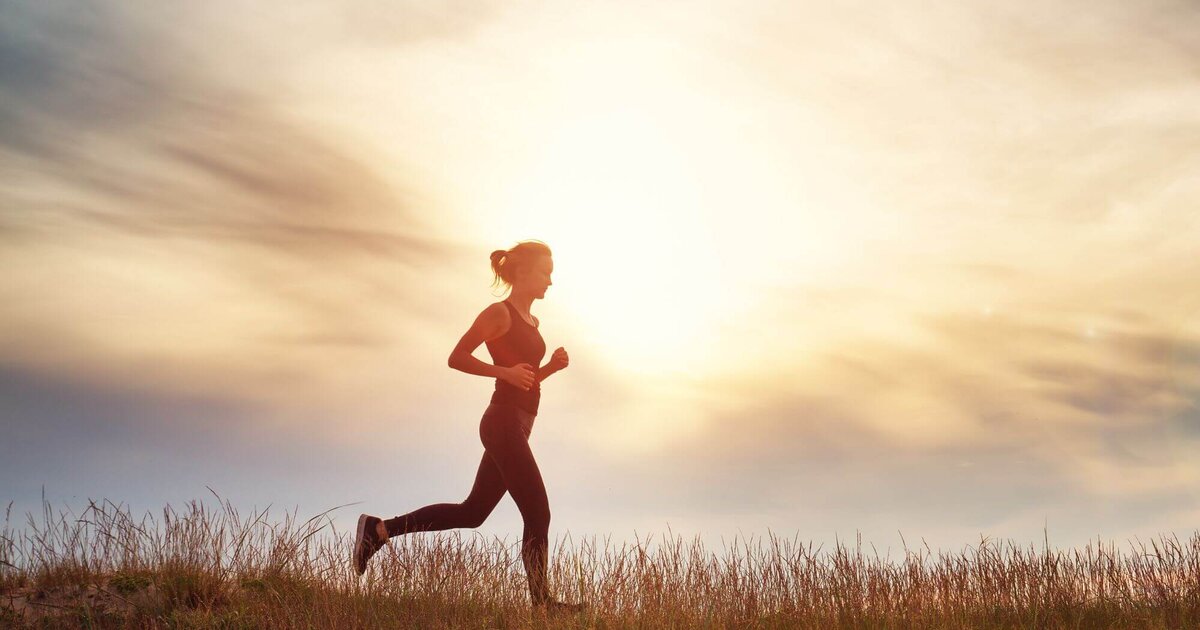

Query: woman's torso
[484,299,546,415]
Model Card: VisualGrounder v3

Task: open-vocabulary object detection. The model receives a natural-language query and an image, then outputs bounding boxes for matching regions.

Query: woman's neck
[506,292,535,317]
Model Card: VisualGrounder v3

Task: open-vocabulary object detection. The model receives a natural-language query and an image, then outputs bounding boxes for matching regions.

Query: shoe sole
[353,513,370,576]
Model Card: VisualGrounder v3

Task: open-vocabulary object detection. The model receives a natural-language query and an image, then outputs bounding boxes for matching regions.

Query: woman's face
[516,255,553,299]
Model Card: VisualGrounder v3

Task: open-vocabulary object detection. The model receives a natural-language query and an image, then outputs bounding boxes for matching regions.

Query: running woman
[352,240,585,614]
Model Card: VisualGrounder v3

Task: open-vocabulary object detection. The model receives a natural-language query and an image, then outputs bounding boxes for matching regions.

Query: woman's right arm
[448,303,534,390]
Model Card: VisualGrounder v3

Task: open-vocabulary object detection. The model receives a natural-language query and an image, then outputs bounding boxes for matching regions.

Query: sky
[2,0,1199,557]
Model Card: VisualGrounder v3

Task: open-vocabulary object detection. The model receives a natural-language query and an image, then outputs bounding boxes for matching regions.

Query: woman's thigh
[462,450,508,512]
[479,404,549,522]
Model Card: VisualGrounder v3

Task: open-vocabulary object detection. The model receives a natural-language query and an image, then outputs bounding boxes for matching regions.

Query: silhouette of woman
[353,240,585,614]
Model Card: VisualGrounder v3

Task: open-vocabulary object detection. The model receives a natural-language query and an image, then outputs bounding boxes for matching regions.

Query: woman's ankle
[375,521,390,543]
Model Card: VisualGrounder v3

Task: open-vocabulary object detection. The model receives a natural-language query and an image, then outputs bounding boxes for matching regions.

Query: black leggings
[382,402,552,605]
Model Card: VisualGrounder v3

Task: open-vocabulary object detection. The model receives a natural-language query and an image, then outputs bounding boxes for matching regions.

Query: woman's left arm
[536,346,569,383]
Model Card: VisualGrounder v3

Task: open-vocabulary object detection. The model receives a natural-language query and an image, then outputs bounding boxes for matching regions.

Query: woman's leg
[382,450,508,537]
[479,409,552,606]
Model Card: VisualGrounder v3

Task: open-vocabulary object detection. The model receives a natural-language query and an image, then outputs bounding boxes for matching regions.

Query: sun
[477,108,747,377]
[455,37,852,380]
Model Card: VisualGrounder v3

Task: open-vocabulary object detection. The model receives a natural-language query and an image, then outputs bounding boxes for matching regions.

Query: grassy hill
[2,496,1197,628]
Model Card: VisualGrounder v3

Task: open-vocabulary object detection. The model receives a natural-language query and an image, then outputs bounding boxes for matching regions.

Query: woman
[352,240,585,614]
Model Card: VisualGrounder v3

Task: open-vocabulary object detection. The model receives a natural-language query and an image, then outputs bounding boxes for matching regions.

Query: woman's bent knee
[459,502,492,528]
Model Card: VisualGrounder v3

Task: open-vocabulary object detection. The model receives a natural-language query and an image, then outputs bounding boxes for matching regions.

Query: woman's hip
[480,402,536,443]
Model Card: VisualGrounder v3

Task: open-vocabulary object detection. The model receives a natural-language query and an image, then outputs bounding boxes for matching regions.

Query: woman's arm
[448,302,509,379]
[535,363,558,383]
[535,347,568,384]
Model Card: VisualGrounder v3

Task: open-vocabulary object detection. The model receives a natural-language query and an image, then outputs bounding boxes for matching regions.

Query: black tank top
[485,300,547,415]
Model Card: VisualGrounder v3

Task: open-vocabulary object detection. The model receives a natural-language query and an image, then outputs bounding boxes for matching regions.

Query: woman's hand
[548,347,569,372]
[501,363,536,391]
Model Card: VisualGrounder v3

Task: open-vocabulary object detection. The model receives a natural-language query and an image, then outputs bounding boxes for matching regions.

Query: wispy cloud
[0,2,479,412]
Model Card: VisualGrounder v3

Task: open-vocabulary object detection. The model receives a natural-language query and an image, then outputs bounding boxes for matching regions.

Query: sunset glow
[2,0,1199,556]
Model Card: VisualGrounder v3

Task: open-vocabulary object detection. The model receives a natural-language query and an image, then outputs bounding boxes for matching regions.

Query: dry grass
[1,492,1198,628]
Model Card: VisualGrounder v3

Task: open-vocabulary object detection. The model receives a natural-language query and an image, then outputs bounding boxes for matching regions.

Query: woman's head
[490,240,553,298]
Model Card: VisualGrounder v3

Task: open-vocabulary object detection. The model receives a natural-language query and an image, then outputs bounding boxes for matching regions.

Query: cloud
[0,361,468,525]
[0,3,169,158]
[640,305,1200,531]
[0,1,484,412]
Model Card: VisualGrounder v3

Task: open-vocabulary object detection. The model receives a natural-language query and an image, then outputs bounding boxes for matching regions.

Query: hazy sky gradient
[3,0,1199,554]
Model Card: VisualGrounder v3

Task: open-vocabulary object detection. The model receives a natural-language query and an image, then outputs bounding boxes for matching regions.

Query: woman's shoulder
[468,301,511,344]
[483,300,513,326]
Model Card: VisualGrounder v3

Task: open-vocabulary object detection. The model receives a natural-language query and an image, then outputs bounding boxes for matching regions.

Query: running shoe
[352,513,385,576]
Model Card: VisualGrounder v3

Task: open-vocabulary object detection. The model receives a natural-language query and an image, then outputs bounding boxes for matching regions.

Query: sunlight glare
[464,37,859,378]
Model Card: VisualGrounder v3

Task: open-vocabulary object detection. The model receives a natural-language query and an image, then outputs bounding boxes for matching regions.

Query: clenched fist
[548,347,569,372]
[502,363,536,391]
